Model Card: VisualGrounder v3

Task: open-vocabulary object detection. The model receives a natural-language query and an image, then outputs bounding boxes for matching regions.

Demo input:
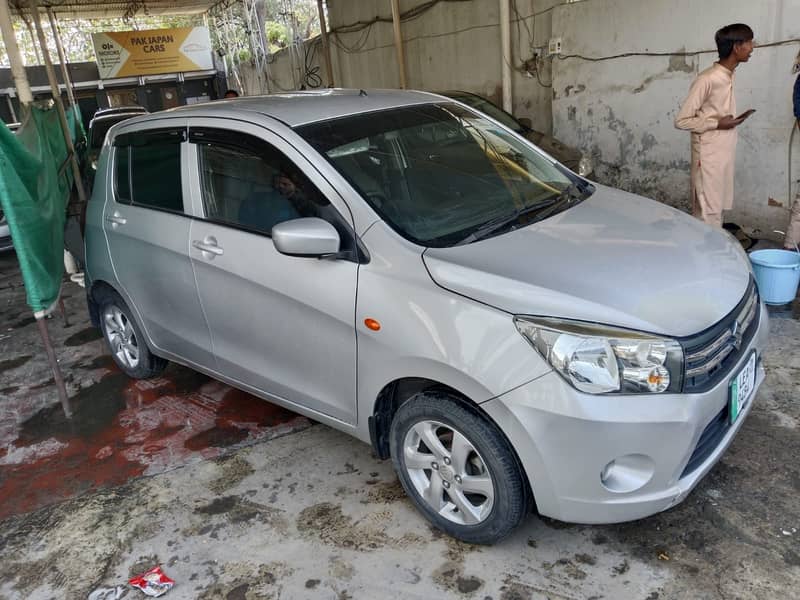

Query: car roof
[90,111,142,126]
[94,106,147,116]
[127,89,447,128]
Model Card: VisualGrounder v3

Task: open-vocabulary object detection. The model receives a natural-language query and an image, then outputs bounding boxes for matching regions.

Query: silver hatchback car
[85,90,768,544]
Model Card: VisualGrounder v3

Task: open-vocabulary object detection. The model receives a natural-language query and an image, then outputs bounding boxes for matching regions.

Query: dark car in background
[85,107,148,191]
[1,123,19,251]
[439,90,594,177]
[0,208,12,252]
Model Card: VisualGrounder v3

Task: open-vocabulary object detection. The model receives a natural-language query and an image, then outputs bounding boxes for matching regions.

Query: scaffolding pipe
[390,0,407,89]
[316,0,334,87]
[499,0,512,113]
[5,94,17,121]
[36,317,72,418]
[29,0,83,418]
[29,1,86,203]
[47,7,77,109]
[0,0,34,107]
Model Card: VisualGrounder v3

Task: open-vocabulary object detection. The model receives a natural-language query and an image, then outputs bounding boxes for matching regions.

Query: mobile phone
[736,109,756,120]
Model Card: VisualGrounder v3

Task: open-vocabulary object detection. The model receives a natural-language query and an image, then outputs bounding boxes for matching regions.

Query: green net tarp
[0,104,83,315]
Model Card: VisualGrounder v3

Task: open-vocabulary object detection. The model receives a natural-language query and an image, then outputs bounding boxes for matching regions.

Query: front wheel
[389,391,529,544]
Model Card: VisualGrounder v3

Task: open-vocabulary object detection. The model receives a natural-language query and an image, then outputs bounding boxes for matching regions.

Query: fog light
[600,454,655,493]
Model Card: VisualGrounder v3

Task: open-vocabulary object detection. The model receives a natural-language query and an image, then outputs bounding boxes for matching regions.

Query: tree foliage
[0,1,321,67]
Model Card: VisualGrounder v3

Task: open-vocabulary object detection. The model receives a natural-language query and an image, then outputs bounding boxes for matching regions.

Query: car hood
[423,185,751,337]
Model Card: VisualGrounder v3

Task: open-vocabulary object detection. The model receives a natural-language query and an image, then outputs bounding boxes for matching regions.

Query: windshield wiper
[456,197,559,245]
[455,181,592,246]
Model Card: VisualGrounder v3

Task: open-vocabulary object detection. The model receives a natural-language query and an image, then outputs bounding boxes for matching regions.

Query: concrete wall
[244,0,800,233]
[325,0,558,134]
[245,0,557,133]
[551,0,800,233]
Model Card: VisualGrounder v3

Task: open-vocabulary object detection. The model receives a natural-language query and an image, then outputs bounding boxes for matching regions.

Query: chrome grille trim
[682,282,759,387]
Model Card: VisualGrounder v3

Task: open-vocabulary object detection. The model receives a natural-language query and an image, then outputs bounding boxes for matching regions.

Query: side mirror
[272,217,341,257]
[517,117,533,130]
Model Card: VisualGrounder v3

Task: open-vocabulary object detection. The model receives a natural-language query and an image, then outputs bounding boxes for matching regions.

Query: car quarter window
[114,128,185,213]
[113,146,131,204]
[189,127,337,236]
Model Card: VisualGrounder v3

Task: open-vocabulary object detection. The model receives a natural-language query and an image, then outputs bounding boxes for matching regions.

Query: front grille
[681,280,759,393]
[681,405,729,478]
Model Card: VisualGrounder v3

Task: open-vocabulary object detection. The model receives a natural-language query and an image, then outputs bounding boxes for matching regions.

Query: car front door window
[192,129,336,235]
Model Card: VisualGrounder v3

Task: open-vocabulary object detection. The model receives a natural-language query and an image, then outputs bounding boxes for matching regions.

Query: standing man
[782,50,800,250]
[675,24,755,227]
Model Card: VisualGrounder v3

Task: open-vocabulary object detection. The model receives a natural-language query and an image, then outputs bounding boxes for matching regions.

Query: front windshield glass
[448,93,523,132]
[297,103,589,247]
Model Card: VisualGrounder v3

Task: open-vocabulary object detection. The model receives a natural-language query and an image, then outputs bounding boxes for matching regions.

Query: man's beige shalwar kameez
[675,63,738,227]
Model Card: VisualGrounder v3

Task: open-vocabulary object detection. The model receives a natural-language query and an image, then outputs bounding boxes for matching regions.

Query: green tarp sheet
[0,105,83,315]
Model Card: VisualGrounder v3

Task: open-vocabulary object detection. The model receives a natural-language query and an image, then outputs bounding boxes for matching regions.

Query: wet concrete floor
[0,249,799,599]
[0,251,310,521]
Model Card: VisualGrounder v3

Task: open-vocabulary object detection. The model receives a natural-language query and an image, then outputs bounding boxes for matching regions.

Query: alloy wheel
[402,420,495,525]
[102,305,140,369]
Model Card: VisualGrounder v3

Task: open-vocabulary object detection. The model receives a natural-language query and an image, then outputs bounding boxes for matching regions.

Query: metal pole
[499,0,512,113]
[0,0,34,111]
[390,0,407,89]
[36,317,72,418]
[29,0,87,206]
[47,7,77,109]
[6,94,18,122]
[316,0,334,87]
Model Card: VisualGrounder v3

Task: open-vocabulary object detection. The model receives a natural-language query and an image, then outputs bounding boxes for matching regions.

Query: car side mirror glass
[517,117,532,130]
[272,217,341,257]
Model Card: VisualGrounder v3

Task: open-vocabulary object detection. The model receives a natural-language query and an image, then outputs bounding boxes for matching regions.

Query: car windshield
[297,103,590,247]
[445,93,524,133]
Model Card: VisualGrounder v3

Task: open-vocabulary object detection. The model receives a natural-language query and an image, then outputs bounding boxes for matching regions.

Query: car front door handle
[105,212,127,227]
[192,239,224,256]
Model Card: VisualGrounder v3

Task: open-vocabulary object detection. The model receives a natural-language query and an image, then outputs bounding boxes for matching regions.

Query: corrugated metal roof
[10,0,217,19]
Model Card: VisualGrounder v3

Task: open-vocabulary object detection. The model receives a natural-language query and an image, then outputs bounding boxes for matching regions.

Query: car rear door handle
[105,212,127,227]
[192,238,224,256]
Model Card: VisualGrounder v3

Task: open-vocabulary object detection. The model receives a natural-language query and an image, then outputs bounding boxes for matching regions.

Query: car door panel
[185,119,358,424]
[103,122,216,370]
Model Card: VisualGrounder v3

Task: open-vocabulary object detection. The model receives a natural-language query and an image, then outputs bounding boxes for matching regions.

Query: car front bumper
[481,301,769,524]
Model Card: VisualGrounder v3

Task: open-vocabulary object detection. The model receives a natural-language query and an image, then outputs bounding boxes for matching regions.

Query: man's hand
[717,114,743,130]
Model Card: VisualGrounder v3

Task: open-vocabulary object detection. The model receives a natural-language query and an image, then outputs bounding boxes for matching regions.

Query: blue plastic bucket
[749,249,800,305]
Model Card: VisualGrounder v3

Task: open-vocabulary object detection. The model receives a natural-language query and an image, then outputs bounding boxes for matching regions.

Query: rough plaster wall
[250,0,557,132]
[551,0,800,233]
[324,0,556,133]
[237,39,324,95]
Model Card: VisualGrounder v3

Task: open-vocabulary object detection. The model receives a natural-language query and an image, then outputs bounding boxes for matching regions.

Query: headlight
[577,155,593,177]
[514,317,683,394]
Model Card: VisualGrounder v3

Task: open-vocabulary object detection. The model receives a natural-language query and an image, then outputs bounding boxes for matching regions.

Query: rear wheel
[389,391,529,544]
[99,293,167,379]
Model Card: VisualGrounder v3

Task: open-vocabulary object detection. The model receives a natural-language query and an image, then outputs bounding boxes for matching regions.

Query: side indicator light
[364,318,381,331]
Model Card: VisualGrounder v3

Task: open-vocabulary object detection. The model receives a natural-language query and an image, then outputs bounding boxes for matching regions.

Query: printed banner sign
[92,27,213,78]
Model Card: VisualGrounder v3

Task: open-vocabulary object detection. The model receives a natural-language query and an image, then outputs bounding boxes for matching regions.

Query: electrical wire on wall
[556,38,800,63]
[510,0,551,88]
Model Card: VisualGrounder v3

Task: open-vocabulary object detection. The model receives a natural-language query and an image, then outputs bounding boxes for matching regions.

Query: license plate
[729,351,757,424]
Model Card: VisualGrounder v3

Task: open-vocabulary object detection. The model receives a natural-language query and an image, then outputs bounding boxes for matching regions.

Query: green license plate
[729,351,756,424]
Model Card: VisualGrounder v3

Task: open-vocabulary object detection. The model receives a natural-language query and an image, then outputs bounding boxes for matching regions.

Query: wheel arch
[368,377,535,509]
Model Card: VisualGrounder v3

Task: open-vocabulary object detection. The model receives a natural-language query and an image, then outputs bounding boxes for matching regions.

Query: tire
[98,292,167,379]
[389,390,529,544]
